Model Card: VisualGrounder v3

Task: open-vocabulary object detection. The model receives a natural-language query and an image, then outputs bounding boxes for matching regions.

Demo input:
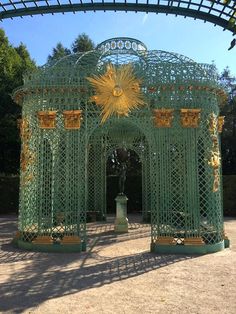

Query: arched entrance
[87,120,150,222]
[106,148,142,216]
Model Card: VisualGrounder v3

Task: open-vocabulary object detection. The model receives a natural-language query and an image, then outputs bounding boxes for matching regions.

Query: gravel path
[0,215,236,314]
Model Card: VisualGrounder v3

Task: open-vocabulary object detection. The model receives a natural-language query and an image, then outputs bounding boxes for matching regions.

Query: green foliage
[220,67,236,174]
[71,33,95,53]
[47,33,95,62]
[0,28,36,174]
[47,42,71,63]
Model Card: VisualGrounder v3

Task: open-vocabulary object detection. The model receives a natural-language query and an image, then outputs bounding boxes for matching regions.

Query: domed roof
[13,37,225,107]
[22,37,216,87]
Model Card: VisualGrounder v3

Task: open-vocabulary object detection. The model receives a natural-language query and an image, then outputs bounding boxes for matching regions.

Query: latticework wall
[13,37,228,253]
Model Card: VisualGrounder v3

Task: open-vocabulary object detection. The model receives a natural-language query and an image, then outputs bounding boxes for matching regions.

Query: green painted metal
[0,1,235,34]
[13,37,227,253]
[151,241,225,254]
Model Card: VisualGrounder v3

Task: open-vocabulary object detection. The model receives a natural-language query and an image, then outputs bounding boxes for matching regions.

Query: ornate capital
[63,110,82,129]
[218,116,225,133]
[153,109,174,128]
[180,109,201,128]
[37,111,57,129]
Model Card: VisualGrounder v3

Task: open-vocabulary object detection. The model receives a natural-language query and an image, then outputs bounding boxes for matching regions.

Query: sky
[0,11,236,76]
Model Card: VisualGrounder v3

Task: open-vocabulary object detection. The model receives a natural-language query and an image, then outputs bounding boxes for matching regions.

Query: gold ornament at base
[184,237,205,245]
[155,236,176,245]
[61,236,81,245]
[14,231,21,239]
[32,236,53,244]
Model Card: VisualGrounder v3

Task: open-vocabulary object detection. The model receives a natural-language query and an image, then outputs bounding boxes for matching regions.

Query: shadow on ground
[0,215,198,313]
[0,248,195,313]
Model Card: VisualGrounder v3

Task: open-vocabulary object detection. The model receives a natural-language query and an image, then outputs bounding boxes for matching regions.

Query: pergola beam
[0,1,235,34]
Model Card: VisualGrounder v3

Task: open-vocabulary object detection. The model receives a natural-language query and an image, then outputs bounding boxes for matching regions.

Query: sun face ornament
[87,64,145,123]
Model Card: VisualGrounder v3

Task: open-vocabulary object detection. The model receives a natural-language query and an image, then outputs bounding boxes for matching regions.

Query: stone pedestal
[114,194,129,233]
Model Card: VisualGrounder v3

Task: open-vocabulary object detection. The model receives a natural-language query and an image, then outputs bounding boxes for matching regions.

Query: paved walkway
[0,215,236,314]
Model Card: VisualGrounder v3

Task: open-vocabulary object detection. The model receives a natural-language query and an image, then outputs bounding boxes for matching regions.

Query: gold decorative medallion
[37,111,57,129]
[63,110,82,129]
[153,109,174,128]
[218,116,225,133]
[180,109,201,128]
[87,64,144,123]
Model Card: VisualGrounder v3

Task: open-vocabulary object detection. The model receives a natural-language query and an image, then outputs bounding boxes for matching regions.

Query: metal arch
[0,1,236,34]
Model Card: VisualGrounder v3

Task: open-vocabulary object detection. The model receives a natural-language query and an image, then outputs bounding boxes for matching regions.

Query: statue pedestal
[114,194,129,233]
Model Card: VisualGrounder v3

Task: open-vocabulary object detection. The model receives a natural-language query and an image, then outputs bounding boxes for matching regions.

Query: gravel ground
[0,215,236,314]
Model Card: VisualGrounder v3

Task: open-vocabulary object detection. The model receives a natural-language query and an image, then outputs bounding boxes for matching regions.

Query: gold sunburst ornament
[87,64,144,123]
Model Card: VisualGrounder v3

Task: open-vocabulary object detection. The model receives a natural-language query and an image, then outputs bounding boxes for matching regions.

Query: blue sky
[1,11,236,76]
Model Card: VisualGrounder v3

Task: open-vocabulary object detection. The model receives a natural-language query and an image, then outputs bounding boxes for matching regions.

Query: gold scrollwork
[18,118,31,141]
[208,149,221,169]
[208,135,221,192]
[22,173,34,187]
[218,116,225,133]
[37,111,57,129]
[20,145,35,172]
[19,117,35,186]
[63,110,82,129]
[153,109,174,128]
[213,169,220,193]
[209,113,218,134]
[180,109,201,128]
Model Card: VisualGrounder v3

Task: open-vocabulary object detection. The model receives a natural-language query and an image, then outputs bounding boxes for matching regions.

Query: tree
[219,68,236,174]
[0,28,36,174]
[15,43,36,74]
[71,33,95,53]
[47,42,71,63]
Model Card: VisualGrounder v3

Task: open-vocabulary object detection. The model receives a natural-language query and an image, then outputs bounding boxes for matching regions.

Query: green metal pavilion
[12,37,230,254]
